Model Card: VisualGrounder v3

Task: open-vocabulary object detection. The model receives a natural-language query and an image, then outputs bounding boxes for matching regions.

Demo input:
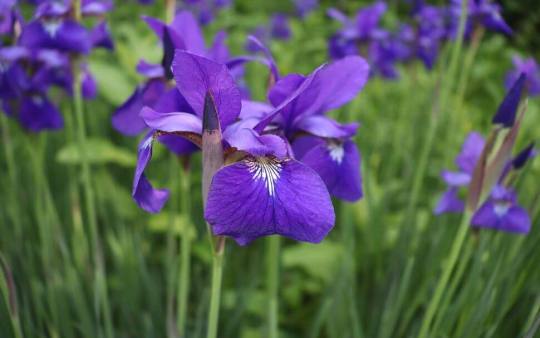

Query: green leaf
[283,241,344,283]
[88,59,134,105]
[147,212,196,239]
[56,138,136,167]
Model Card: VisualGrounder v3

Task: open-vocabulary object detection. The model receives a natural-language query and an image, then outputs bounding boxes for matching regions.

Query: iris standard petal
[172,51,241,128]
[294,56,369,116]
[492,73,526,127]
[455,131,485,174]
[170,10,206,55]
[205,157,335,245]
[297,137,362,201]
[132,132,170,213]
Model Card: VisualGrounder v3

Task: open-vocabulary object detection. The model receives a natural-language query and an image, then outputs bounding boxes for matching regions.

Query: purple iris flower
[505,56,540,97]
[435,132,533,234]
[448,0,512,39]
[242,55,370,201]
[0,47,64,131]
[133,51,337,245]
[293,0,318,18]
[270,14,291,40]
[179,0,231,26]
[112,10,234,156]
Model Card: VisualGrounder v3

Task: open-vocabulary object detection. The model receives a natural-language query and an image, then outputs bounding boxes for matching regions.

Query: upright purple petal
[493,73,526,127]
[455,132,485,174]
[172,51,241,128]
[293,56,370,116]
[205,158,335,245]
[170,10,206,55]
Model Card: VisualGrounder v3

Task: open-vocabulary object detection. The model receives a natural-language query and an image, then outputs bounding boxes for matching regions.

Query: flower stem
[72,58,113,338]
[406,0,468,220]
[206,242,225,338]
[417,210,472,338]
[177,161,192,337]
[266,236,280,338]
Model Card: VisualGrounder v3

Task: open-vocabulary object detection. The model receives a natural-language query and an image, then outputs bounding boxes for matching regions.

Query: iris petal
[205,158,334,245]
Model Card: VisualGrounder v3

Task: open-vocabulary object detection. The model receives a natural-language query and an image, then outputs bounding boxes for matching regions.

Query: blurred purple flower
[435,129,534,234]
[448,0,512,39]
[505,56,540,97]
[293,0,318,18]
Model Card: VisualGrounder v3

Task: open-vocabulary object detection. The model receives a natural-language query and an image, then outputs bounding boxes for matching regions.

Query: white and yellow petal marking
[245,157,283,196]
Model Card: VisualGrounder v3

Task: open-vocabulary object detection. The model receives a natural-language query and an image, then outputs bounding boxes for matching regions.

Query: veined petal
[133,132,169,213]
[239,100,274,119]
[173,51,241,128]
[296,137,362,201]
[205,157,334,245]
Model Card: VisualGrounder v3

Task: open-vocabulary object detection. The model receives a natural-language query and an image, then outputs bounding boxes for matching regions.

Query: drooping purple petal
[296,137,362,201]
[133,132,170,213]
[441,170,471,186]
[471,201,530,233]
[205,157,335,245]
[19,94,64,132]
[90,21,114,50]
[434,187,465,215]
[140,107,202,134]
[172,51,241,128]
[294,115,358,139]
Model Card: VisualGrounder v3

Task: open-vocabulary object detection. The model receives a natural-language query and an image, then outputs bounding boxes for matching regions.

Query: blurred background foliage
[1,1,539,338]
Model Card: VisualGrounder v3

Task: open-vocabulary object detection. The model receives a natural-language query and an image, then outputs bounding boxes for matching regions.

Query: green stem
[266,236,280,338]
[206,245,225,338]
[0,114,23,243]
[405,0,468,219]
[417,210,473,338]
[165,0,175,22]
[177,162,192,337]
[72,58,113,338]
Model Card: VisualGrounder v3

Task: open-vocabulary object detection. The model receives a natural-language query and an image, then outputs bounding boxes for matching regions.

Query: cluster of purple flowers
[328,0,512,79]
[245,14,292,52]
[435,74,535,234]
[0,0,113,132]
[120,10,368,245]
